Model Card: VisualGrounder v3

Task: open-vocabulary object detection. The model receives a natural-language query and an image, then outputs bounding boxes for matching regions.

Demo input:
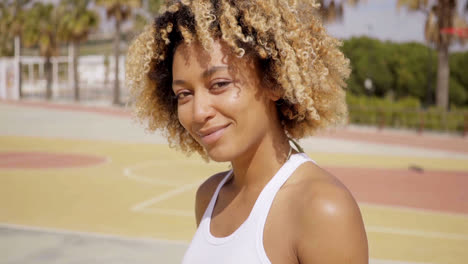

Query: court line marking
[131,182,202,212]
[135,207,468,241]
[366,226,468,241]
[130,186,468,240]
[302,141,468,160]
[123,159,208,187]
[123,164,178,187]
[369,260,434,264]
[0,222,188,246]
[138,208,194,217]
[359,202,468,219]
[0,223,435,264]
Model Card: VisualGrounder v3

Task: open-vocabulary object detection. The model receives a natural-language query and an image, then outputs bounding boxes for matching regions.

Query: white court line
[359,202,468,219]
[134,206,468,241]
[131,182,201,212]
[0,223,435,264]
[366,225,468,241]
[369,260,434,264]
[123,160,179,187]
[139,208,468,241]
[0,222,188,246]
[139,208,194,217]
[123,159,208,187]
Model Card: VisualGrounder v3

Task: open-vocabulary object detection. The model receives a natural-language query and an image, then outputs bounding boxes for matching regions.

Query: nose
[192,90,215,124]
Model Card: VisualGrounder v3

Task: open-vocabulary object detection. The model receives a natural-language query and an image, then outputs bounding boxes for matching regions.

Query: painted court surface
[0,100,467,264]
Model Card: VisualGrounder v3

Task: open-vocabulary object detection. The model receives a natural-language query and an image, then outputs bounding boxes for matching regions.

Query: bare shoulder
[287,162,368,264]
[194,170,230,227]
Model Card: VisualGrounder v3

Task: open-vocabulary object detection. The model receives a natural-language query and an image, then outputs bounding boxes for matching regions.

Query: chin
[206,148,233,162]
[205,142,239,162]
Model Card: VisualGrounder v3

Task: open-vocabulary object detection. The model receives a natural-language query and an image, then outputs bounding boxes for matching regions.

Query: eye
[175,91,192,103]
[210,81,231,91]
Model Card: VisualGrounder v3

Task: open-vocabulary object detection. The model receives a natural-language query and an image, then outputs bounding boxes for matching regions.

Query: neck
[229,127,291,190]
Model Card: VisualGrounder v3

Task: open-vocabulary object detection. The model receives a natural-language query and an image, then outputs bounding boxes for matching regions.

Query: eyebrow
[173,66,228,86]
[202,66,228,79]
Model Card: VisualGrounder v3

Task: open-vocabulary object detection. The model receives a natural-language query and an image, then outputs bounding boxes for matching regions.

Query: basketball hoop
[440,27,468,38]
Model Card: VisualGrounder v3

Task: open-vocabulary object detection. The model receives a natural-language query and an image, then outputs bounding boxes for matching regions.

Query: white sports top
[182,153,314,264]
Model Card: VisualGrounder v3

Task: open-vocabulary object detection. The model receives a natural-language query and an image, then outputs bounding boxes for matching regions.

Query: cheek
[219,90,249,120]
[177,106,192,131]
[224,89,264,125]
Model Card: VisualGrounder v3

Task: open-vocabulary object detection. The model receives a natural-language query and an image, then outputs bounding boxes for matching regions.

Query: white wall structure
[0,58,15,99]
[0,55,126,100]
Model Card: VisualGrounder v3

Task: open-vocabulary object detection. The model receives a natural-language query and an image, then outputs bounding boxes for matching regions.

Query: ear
[268,86,283,102]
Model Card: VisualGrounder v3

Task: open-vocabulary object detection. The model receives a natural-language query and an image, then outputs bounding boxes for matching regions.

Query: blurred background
[1,0,468,132]
[0,0,467,264]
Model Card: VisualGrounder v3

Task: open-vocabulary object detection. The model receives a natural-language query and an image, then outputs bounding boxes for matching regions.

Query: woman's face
[172,40,279,162]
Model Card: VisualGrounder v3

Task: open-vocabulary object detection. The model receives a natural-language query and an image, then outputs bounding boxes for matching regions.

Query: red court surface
[328,167,468,215]
[0,152,108,169]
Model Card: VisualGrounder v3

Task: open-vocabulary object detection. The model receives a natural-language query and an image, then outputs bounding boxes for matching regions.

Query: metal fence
[348,106,468,136]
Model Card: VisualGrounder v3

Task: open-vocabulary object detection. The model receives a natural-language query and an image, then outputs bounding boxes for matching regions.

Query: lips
[196,124,230,145]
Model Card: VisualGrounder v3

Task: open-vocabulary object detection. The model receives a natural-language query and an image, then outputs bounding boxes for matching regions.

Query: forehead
[173,41,227,75]
[172,40,256,80]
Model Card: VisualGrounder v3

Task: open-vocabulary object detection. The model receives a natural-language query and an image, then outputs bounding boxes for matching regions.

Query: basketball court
[0,99,467,264]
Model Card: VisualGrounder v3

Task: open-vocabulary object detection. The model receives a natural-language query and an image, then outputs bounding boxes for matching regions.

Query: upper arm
[194,171,228,227]
[296,182,368,264]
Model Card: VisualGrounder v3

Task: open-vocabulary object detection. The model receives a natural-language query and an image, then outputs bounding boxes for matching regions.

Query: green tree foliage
[0,0,30,56]
[449,51,468,106]
[343,37,395,97]
[131,0,162,39]
[146,0,162,15]
[342,36,468,108]
[0,3,14,56]
[343,37,434,102]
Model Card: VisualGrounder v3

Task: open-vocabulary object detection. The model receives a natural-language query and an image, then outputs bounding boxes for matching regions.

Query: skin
[172,40,368,264]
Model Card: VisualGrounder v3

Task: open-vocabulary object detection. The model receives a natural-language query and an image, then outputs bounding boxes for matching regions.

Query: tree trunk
[71,41,80,101]
[14,35,22,99]
[436,43,449,109]
[45,55,52,100]
[425,44,433,108]
[113,18,121,105]
[435,0,454,110]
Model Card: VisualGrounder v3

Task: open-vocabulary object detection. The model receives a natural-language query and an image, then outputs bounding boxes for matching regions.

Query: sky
[39,0,468,51]
[325,0,468,51]
[327,0,426,42]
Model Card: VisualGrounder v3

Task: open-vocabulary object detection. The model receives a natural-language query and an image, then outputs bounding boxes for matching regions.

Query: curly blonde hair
[125,0,350,158]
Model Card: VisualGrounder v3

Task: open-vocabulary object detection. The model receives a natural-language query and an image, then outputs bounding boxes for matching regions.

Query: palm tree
[317,0,361,23]
[95,0,141,105]
[146,0,163,15]
[397,0,468,110]
[0,0,31,97]
[23,3,64,100]
[59,0,99,101]
[0,3,14,57]
[132,0,162,36]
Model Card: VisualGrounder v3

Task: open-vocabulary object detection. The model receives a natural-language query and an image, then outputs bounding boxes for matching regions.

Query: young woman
[126,0,368,263]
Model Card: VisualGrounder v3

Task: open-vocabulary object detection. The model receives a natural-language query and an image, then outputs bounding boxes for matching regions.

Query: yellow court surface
[1,134,468,264]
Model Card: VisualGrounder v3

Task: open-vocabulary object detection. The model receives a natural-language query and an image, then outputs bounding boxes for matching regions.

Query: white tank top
[182,153,314,264]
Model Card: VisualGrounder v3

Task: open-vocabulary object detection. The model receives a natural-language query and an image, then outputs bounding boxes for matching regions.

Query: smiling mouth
[197,124,230,145]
